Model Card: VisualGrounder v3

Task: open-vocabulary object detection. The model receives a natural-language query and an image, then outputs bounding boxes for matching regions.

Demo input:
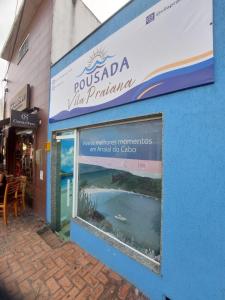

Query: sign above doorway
[10,110,39,128]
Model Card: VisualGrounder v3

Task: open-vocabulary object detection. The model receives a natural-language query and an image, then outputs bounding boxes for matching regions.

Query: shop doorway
[15,129,34,179]
[15,129,34,206]
[54,130,76,240]
[5,128,35,206]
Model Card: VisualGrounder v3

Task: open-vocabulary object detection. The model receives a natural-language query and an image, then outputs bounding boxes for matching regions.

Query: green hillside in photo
[79,164,161,199]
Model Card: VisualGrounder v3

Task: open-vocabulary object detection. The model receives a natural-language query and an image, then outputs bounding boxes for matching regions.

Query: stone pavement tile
[75,286,93,300]
[118,283,132,300]
[58,275,73,292]
[0,211,149,300]
[91,261,104,275]
[52,288,66,300]
[43,266,58,281]
[79,263,94,277]
[30,267,47,281]
[102,265,110,273]
[98,271,108,285]
[92,283,104,300]
[85,253,98,265]
[54,265,72,280]
[108,271,123,282]
[55,256,67,268]
[0,269,11,280]
[32,278,49,296]
[16,267,36,284]
[76,255,89,267]
[46,277,60,295]
[100,284,117,299]
[8,261,20,273]
[84,273,99,288]
[71,274,86,290]
[62,286,79,299]
[18,279,32,295]
[43,257,56,270]
[30,257,45,271]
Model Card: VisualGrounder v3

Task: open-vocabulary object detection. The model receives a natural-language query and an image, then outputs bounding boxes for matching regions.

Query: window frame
[17,34,29,64]
[73,114,163,273]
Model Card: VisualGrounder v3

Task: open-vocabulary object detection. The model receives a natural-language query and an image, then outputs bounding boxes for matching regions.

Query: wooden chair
[6,174,14,183]
[0,180,19,224]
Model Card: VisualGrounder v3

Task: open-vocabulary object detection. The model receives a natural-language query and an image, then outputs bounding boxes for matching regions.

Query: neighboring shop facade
[1,0,53,218]
[47,0,225,299]
[0,0,100,219]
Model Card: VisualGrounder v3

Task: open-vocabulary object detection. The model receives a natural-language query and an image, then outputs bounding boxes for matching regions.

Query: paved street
[0,212,148,300]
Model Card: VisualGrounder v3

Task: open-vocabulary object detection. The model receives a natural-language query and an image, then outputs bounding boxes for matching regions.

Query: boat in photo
[114,214,127,222]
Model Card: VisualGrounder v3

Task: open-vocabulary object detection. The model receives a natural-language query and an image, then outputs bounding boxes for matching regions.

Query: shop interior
[15,129,34,182]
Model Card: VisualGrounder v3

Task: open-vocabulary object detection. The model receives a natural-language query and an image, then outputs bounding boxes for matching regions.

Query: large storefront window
[77,118,162,263]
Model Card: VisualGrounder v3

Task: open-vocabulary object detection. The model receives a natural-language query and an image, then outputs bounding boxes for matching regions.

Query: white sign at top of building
[49,0,213,123]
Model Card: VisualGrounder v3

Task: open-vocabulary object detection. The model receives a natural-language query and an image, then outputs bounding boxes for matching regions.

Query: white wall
[0,98,3,120]
[51,0,101,64]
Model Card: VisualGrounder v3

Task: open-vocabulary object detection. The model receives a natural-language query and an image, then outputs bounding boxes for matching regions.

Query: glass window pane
[54,137,74,239]
[78,118,162,262]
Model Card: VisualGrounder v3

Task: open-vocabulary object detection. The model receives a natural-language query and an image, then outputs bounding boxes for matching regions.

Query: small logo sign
[10,110,39,128]
[146,12,155,25]
[21,113,29,121]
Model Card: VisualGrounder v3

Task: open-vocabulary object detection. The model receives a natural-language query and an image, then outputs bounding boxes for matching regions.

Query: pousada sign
[70,56,132,109]
[49,0,213,123]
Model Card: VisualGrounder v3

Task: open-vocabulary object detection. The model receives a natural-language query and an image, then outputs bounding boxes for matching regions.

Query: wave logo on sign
[77,49,114,77]
[74,49,130,95]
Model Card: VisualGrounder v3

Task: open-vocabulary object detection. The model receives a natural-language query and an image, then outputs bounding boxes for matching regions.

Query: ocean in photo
[84,188,161,255]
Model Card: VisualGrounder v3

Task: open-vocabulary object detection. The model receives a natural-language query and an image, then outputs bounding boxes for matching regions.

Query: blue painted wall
[47,0,225,299]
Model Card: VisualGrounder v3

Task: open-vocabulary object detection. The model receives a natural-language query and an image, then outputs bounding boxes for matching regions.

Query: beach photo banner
[49,0,213,123]
[77,119,162,262]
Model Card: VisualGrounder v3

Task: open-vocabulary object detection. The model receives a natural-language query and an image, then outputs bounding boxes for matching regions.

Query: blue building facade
[47,1,225,299]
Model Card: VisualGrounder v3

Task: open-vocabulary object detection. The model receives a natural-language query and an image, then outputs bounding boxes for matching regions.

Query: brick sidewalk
[0,212,149,300]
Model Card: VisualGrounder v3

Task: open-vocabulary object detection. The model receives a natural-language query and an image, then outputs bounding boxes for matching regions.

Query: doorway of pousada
[53,130,76,240]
